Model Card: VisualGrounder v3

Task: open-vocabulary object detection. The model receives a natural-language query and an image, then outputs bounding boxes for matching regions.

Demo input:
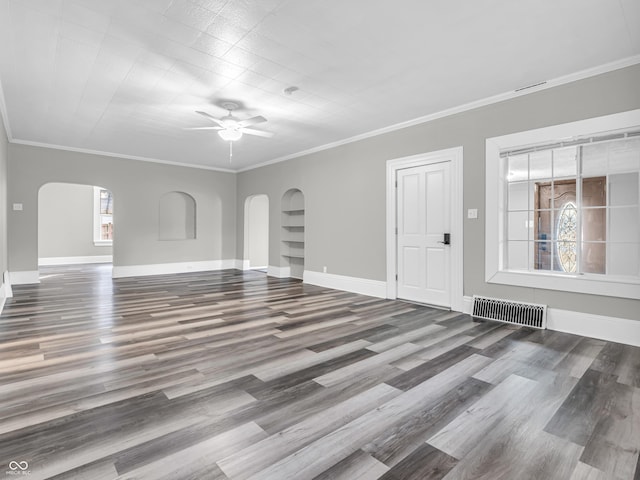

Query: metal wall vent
[472,295,547,329]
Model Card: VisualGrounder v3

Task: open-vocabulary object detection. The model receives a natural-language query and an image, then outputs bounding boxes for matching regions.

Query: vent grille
[472,295,547,329]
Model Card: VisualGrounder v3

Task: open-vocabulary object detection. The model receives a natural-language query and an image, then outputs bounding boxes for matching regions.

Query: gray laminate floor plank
[245,354,492,480]
[216,383,401,480]
[311,449,389,480]
[579,382,640,479]
[1,265,637,480]
[544,368,619,446]
[362,377,492,468]
[378,443,458,480]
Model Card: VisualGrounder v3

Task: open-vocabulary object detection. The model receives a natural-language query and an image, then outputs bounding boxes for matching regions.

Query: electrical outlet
[13,203,23,211]
[467,208,478,219]
[323,266,327,273]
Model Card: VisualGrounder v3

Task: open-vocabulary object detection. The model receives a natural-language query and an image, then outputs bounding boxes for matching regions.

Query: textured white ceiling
[0,0,638,171]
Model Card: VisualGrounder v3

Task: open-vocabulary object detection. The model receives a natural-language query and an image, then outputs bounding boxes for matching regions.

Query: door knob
[438,233,451,245]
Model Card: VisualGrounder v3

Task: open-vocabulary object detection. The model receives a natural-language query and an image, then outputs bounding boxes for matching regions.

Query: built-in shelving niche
[281,189,305,279]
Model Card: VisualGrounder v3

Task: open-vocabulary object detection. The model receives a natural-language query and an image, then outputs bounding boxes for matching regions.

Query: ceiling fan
[188,102,274,142]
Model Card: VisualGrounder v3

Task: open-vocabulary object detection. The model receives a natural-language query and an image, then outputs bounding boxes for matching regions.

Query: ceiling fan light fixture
[218,129,242,141]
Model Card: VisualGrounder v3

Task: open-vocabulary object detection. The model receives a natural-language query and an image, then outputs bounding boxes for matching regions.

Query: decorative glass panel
[556,202,577,273]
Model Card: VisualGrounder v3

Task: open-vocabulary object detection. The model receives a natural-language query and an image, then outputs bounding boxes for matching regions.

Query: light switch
[12,203,23,211]
[467,208,478,219]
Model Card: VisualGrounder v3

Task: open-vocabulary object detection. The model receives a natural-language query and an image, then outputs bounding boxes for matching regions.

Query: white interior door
[397,161,451,307]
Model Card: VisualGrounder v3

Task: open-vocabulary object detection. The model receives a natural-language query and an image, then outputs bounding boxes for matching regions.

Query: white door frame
[386,147,464,312]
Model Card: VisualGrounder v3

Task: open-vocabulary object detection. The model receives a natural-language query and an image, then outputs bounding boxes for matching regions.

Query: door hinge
[395,274,398,280]
[395,227,398,235]
[395,180,398,188]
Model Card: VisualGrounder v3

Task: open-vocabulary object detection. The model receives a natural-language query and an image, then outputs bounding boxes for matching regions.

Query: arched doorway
[244,194,269,270]
[38,183,113,269]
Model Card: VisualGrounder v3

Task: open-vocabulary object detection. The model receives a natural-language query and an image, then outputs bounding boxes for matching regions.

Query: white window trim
[93,186,113,247]
[485,109,640,300]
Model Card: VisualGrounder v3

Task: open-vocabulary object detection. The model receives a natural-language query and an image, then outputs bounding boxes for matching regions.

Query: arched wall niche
[159,191,196,241]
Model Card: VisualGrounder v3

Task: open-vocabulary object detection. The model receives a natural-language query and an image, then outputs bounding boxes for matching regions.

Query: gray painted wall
[0,113,7,278]
[8,144,236,272]
[237,65,640,320]
[38,183,113,259]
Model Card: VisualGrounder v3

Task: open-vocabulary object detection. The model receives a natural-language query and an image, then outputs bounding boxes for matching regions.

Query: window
[505,149,614,276]
[94,187,113,245]
[486,110,640,299]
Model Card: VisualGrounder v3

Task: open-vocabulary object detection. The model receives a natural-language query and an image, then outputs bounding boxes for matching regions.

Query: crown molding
[9,139,236,173]
[238,54,640,173]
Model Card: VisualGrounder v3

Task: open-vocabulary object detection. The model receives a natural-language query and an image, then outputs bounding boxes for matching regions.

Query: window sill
[94,241,113,247]
[487,269,640,300]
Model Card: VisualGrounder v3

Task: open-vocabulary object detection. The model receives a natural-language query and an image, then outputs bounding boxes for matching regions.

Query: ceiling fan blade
[238,115,267,127]
[240,127,274,138]
[184,126,222,130]
[195,110,225,127]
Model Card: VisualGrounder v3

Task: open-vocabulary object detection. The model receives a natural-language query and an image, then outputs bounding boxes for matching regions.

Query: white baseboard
[464,294,639,347]
[2,271,11,298]
[239,260,268,270]
[547,308,640,347]
[112,259,237,278]
[0,271,11,313]
[38,255,113,266]
[303,270,387,298]
[267,265,291,278]
[8,271,40,285]
[462,295,473,314]
[231,259,244,270]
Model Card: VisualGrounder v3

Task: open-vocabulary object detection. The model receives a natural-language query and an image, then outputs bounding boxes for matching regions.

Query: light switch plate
[12,203,23,211]
[467,208,478,219]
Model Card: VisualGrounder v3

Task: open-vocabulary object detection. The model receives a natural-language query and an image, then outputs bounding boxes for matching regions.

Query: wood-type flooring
[0,265,639,479]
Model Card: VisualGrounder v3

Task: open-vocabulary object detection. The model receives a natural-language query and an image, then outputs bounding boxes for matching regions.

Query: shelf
[281,191,305,275]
